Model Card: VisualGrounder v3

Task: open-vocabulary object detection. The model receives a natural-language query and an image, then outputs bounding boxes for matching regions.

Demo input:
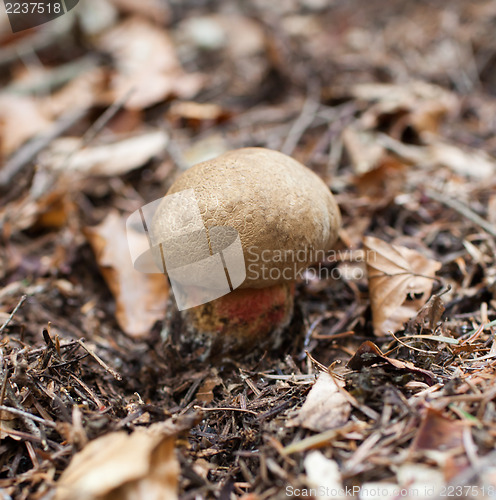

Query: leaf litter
[1,0,496,499]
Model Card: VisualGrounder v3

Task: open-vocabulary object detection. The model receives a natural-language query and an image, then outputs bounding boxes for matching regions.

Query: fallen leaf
[0,187,76,234]
[168,101,231,130]
[196,371,222,404]
[0,94,51,156]
[1,58,104,156]
[37,130,168,177]
[287,372,351,432]
[304,451,345,500]
[98,17,203,110]
[408,288,446,333]
[346,340,384,370]
[396,463,446,497]
[33,191,76,229]
[347,340,436,385]
[376,133,496,180]
[410,408,466,452]
[354,156,407,200]
[488,194,496,225]
[55,423,179,500]
[0,410,19,441]
[352,81,458,137]
[364,236,441,335]
[342,125,385,175]
[427,141,496,180]
[84,211,169,337]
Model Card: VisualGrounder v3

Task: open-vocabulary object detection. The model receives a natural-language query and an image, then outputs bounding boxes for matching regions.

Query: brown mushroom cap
[151,147,341,289]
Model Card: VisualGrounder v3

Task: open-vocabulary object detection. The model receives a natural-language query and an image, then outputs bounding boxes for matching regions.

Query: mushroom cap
[151,147,341,289]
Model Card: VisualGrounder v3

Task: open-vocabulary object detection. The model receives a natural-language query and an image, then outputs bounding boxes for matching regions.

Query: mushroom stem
[176,282,295,360]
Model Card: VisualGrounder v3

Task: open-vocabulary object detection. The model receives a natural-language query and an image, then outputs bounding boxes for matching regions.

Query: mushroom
[151,147,341,360]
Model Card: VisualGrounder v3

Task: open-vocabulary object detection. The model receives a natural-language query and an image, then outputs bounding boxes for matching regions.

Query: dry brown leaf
[304,451,344,499]
[0,410,19,441]
[376,134,496,180]
[489,194,496,226]
[0,184,76,234]
[0,64,105,157]
[409,289,446,332]
[168,101,231,129]
[55,424,179,500]
[410,408,466,452]
[37,130,168,177]
[84,211,168,337]
[352,81,458,136]
[355,156,407,200]
[287,372,351,432]
[196,372,222,404]
[342,125,385,175]
[364,236,441,335]
[0,95,52,156]
[396,463,446,497]
[427,141,496,179]
[2,130,166,235]
[98,17,203,110]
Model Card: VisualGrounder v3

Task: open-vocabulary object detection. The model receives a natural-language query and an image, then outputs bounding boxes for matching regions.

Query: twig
[302,313,332,354]
[281,95,320,156]
[465,318,496,338]
[344,430,383,473]
[0,426,52,444]
[282,421,358,455]
[0,405,57,428]
[258,374,316,381]
[304,350,328,372]
[193,406,258,415]
[70,373,105,410]
[425,189,496,238]
[77,339,122,381]
[0,295,27,334]
[389,330,438,355]
[82,87,135,146]
[0,366,9,411]
[0,368,42,443]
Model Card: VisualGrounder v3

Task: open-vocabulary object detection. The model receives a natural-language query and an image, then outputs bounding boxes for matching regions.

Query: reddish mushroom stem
[178,282,295,359]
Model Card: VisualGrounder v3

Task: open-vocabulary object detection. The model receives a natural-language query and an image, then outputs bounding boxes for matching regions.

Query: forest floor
[1,0,496,498]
